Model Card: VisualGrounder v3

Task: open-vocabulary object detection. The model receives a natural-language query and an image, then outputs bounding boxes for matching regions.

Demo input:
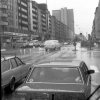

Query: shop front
[0,32,29,49]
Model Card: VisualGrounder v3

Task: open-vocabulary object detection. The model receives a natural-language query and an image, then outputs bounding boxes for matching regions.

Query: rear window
[28,67,83,84]
[1,60,10,72]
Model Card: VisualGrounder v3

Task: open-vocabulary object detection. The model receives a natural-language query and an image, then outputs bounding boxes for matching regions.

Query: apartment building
[92,0,100,43]
[67,9,74,40]
[28,1,51,40]
[29,1,38,33]
[18,0,29,31]
[51,16,67,42]
[52,8,74,40]
[0,0,8,32]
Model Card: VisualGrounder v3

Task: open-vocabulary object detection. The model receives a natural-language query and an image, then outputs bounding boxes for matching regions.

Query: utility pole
[88,34,92,50]
[73,35,77,51]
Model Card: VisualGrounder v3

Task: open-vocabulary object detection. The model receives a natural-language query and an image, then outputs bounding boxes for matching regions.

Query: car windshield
[28,67,83,84]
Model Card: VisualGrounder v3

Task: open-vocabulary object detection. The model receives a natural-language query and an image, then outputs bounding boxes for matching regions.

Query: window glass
[10,58,17,68]
[28,67,83,84]
[1,60,10,72]
[15,57,23,66]
[83,63,88,81]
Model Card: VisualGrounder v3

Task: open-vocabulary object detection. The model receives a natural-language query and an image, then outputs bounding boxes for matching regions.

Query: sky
[35,0,99,36]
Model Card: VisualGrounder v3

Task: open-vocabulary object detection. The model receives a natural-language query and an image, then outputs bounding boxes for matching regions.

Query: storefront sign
[4,32,28,36]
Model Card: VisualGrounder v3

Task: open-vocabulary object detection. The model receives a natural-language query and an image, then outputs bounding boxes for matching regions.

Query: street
[2,44,100,100]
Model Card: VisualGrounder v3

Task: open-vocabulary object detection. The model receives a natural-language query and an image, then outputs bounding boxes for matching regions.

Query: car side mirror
[87,70,95,74]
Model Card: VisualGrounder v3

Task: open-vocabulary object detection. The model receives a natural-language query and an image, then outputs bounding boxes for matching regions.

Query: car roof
[1,56,16,62]
[35,59,83,68]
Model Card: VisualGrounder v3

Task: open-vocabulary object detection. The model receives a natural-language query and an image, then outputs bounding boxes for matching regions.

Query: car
[1,56,32,93]
[12,60,95,100]
[44,40,61,52]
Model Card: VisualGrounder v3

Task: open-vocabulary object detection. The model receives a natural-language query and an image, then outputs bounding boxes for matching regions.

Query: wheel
[9,78,15,92]
[1,87,4,98]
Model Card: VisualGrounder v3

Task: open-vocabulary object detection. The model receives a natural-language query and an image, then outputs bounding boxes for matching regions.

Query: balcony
[42,19,46,23]
[32,16,38,20]
[0,4,7,9]
[0,12,7,17]
[0,21,8,25]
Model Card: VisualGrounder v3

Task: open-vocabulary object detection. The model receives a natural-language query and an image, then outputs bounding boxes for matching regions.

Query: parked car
[13,60,95,100]
[1,56,32,93]
[44,40,61,52]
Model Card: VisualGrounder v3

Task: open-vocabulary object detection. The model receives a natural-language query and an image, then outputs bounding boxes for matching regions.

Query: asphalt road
[2,45,100,100]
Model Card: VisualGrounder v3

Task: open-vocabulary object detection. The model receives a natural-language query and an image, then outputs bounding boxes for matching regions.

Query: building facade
[29,1,52,40]
[52,8,68,25]
[0,0,30,48]
[29,1,38,39]
[0,0,52,48]
[51,16,67,42]
[52,7,74,41]
[67,9,74,40]
[92,0,100,43]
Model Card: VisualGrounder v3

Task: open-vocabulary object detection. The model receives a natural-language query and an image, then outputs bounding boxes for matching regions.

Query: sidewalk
[92,47,100,51]
[1,48,40,56]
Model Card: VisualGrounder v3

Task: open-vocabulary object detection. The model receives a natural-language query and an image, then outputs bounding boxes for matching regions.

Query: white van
[44,40,61,51]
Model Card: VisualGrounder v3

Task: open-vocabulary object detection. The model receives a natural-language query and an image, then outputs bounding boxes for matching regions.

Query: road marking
[90,65,99,73]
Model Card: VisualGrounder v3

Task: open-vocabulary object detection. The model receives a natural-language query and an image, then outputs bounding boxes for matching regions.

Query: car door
[1,60,11,87]
[15,57,30,79]
[10,58,21,83]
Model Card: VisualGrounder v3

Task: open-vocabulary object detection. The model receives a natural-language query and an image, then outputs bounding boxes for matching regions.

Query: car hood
[16,82,85,93]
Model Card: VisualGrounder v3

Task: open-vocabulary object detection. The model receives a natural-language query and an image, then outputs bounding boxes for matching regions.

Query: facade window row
[33,21,38,25]
[32,18,37,22]
[21,1,27,7]
[41,14,46,18]
[21,8,27,13]
[22,20,28,24]
[22,27,28,30]
[32,15,38,19]
[21,14,28,19]
[32,8,38,13]
[32,24,37,27]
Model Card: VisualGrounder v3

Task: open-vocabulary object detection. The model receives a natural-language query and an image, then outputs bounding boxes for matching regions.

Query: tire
[9,78,15,92]
[1,87,4,97]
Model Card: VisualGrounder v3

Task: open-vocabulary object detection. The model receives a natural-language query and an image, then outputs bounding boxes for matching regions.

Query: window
[10,58,17,69]
[21,8,27,13]
[22,14,28,19]
[19,7,20,10]
[21,1,27,7]
[1,60,10,72]
[28,67,83,84]
[15,57,23,66]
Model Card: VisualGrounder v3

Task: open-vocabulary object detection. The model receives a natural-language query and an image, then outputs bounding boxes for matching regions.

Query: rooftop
[36,59,83,68]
